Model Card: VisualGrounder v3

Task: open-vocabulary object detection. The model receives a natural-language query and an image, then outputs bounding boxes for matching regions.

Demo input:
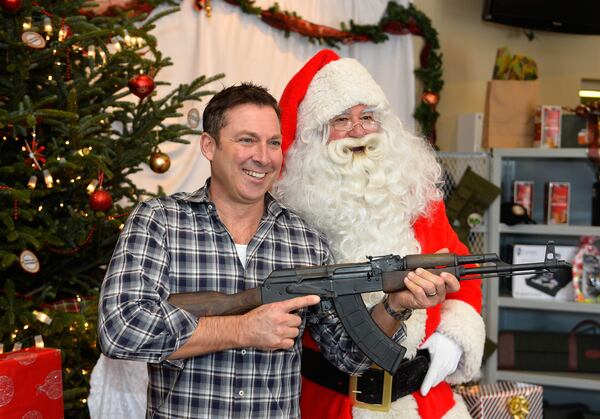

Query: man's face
[328,104,379,142]
[201,103,282,207]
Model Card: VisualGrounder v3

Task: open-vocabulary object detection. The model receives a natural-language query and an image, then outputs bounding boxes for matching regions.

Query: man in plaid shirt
[98,83,459,418]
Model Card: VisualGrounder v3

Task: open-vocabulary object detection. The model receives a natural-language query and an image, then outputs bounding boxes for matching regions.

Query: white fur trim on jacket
[352,389,472,419]
[436,299,485,384]
[401,309,427,359]
[297,58,389,135]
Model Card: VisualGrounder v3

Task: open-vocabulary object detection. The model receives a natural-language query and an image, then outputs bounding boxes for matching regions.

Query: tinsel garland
[216,0,443,144]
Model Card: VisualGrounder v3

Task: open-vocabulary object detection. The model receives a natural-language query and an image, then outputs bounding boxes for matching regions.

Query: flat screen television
[482,0,600,35]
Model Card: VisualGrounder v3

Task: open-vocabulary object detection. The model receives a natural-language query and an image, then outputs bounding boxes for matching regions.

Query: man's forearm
[167,315,246,360]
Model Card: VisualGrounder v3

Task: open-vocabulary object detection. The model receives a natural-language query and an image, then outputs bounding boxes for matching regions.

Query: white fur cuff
[437,299,485,384]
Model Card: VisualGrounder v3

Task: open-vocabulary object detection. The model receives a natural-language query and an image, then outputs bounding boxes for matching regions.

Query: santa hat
[279,49,389,156]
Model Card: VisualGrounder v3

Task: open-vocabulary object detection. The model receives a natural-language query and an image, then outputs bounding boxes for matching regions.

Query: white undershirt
[235,244,248,266]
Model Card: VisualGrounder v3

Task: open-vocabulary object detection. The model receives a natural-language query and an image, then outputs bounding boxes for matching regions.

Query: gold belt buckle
[349,364,393,412]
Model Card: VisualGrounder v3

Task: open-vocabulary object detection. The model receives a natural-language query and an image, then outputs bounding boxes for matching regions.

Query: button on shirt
[98,181,375,418]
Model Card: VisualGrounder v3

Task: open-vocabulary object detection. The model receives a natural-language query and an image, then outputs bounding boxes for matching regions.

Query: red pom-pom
[1,0,23,14]
[90,189,112,212]
[129,74,155,99]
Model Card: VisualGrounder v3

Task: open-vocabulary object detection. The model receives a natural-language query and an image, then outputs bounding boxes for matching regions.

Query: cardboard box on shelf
[534,105,562,148]
[545,182,570,224]
[512,244,577,301]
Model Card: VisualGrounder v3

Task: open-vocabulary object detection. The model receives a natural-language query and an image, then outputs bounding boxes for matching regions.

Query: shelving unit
[484,147,600,409]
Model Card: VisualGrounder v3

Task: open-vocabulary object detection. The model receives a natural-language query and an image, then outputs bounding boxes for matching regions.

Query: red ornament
[89,189,112,212]
[128,74,155,99]
[422,91,440,106]
[1,0,22,14]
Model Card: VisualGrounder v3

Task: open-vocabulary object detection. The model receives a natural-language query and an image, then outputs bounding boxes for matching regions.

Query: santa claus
[273,50,485,418]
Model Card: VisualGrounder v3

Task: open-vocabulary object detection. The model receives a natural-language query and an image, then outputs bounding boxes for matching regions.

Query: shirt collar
[179,178,287,218]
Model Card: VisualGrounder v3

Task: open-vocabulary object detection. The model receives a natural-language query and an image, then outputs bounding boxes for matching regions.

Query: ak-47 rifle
[168,241,571,375]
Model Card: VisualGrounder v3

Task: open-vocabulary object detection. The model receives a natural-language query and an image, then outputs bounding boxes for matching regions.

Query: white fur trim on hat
[436,299,486,384]
[297,58,389,135]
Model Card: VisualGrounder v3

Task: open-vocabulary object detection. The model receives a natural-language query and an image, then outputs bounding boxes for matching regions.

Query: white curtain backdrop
[130,0,415,195]
[90,1,415,417]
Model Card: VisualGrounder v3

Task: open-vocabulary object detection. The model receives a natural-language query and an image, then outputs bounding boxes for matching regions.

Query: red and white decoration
[0,348,64,419]
[458,381,543,419]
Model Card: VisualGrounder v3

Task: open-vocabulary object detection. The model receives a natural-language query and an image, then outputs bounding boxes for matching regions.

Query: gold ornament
[507,395,529,419]
[149,150,171,173]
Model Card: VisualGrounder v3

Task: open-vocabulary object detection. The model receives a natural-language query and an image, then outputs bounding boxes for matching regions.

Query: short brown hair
[202,83,280,144]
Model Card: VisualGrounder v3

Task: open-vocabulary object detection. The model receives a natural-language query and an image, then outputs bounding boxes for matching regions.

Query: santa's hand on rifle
[419,332,463,395]
[241,295,320,351]
[390,248,460,309]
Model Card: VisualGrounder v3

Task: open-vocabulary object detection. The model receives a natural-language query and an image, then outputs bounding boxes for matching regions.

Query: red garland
[0,185,19,221]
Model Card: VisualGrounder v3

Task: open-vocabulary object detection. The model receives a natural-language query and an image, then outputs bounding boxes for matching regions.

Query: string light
[87,45,95,60]
[124,30,132,47]
[44,17,52,36]
[34,335,44,348]
[22,17,32,30]
[27,175,37,189]
[43,169,53,188]
[38,205,43,212]
[32,310,53,325]
[86,179,98,194]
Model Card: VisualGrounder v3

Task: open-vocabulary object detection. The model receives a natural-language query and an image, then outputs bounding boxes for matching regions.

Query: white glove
[419,332,463,396]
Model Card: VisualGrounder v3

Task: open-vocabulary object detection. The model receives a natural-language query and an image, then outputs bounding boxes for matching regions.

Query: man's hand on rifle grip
[241,295,320,351]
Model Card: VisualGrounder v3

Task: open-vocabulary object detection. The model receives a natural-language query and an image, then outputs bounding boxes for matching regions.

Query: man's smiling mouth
[243,169,266,179]
[349,146,366,153]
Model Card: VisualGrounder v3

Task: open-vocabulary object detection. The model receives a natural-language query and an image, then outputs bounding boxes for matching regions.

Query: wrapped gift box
[0,347,63,419]
[457,381,543,419]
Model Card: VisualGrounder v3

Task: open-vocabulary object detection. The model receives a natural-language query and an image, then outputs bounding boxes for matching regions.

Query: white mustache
[326,133,386,166]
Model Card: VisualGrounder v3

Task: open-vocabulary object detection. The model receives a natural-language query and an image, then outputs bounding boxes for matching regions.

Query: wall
[415,0,600,151]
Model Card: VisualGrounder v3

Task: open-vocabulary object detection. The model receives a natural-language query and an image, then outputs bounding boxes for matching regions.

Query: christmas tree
[0,0,222,416]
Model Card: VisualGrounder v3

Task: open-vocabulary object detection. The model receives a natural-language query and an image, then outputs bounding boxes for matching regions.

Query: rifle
[168,241,571,375]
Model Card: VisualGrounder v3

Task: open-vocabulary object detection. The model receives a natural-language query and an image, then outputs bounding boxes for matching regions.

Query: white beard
[274,112,442,269]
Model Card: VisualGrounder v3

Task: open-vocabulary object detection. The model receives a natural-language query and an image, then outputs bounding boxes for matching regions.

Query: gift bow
[507,395,530,419]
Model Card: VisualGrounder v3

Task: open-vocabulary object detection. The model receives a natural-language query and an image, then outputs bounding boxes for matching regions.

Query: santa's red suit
[275,50,485,419]
[300,200,481,419]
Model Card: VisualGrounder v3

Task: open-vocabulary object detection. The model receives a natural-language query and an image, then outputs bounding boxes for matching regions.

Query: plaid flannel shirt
[98,181,378,419]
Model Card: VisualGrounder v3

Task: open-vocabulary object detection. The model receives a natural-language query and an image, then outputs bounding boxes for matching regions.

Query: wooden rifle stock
[167,288,261,317]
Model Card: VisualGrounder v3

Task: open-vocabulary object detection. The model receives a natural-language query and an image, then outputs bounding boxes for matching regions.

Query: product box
[512,244,577,301]
[0,347,63,419]
[545,182,570,224]
[513,180,534,218]
[560,113,588,148]
[534,105,562,148]
[457,381,543,419]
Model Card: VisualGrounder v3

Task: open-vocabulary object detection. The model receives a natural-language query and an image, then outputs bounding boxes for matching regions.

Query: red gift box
[457,381,543,419]
[0,347,64,419]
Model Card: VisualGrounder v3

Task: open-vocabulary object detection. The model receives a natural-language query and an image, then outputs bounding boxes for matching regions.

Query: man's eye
[361,114,375,122]
[239,137,254,143]
[269,139,282,147]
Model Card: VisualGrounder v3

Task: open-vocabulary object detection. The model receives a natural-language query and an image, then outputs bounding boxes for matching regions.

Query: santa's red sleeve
[413,200,485,384]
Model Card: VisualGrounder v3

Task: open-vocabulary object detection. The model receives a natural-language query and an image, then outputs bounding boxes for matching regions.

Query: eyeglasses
[330,117,380,132]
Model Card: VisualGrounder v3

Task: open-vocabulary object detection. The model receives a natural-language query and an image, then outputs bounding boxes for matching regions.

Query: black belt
[301,347,430,409]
